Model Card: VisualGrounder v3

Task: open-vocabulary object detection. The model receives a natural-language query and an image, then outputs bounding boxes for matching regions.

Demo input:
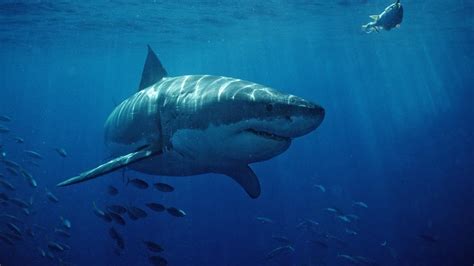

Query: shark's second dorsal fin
[138,45,167,91]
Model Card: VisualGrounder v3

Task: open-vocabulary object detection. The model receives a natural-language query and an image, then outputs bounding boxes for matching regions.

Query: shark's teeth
[245,129,289,142]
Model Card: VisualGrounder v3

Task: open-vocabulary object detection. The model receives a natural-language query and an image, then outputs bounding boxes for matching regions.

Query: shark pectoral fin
[57,148,162,187]
[370,15,379,20]
[138,45,168,91]
[225,166,261,199]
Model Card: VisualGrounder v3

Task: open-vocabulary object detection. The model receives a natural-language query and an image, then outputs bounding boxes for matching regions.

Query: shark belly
[121,121,290,177]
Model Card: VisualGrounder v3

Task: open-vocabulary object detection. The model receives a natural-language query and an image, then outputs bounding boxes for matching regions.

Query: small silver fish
[338,254,358,264]
[25,160,40,167]
[0,178,15,190]
[0,115,12,122]
[127,206,147,218]
[345,228,358,236]
[0,214,23,224]
[337,215,351,223]
[314,184,326,192]
[324,207,341,214]
[21,208,30,216]
[47,241,64,252]
[146,203,166,212]
[19,168,33,179]
[166,207,186,217]
[109,227,125,249]
[14,137,24,143]
[0,125,10,133]
[0,234,14,245]
[143,240,164,252]
[353,201,368,209]
[256,216,274,224]
[108,211,126,225]
[9,197,30,208]
[346,214,360,222]
[60,216,71,229]
[38,247,46,257]
[24,150,44,160]
[54,148,68,158]
[45,188,59,203]
[27,177,38,188]
[92,202,112,223]
[2,159,20,169]
[265,245,295,260]
[7,222,21,235]
[153,182,174,192]
[106,205,127,214]
[128,178,149,189]
[5,167,18,176]
[54,228,71,238]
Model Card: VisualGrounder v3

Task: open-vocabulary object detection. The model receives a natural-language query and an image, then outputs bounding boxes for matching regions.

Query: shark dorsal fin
[138,45,167,91]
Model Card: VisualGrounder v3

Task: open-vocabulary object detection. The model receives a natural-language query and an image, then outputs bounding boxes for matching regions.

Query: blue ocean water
[0,0,473,265]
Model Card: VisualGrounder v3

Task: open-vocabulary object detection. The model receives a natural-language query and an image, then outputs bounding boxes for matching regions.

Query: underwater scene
[0,0,473,265]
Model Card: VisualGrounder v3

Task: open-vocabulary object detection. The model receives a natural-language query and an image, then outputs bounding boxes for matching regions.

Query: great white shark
[57,46,325,198]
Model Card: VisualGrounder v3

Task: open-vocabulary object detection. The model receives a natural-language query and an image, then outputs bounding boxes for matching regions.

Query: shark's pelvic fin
[57,147,162,187]
[225,165,261,199]
[370,15,379,20]
[138,45,167,91]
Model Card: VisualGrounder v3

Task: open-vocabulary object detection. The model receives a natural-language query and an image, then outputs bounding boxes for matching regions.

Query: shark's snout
[307,104,325,128]
[246,98,324,142]
[287,102,325,138]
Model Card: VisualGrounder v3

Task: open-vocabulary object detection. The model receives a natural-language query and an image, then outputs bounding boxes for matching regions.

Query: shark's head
[177,80,325,165]
[224,88,324,163]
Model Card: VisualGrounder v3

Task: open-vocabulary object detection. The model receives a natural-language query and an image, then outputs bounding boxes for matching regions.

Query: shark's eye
[266,103,273,112]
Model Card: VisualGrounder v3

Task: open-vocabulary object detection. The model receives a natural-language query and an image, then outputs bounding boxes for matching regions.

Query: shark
[57,46,325,198]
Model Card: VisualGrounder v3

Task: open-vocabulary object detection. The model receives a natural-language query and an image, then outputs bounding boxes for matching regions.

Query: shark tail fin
[57,147,162,187]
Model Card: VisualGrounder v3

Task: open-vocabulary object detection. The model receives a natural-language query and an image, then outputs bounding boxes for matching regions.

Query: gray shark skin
[362,0,403,33]
[57,46,325,198]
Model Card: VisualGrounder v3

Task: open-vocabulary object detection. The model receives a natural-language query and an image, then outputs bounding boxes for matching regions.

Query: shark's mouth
[245,128,290,142]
